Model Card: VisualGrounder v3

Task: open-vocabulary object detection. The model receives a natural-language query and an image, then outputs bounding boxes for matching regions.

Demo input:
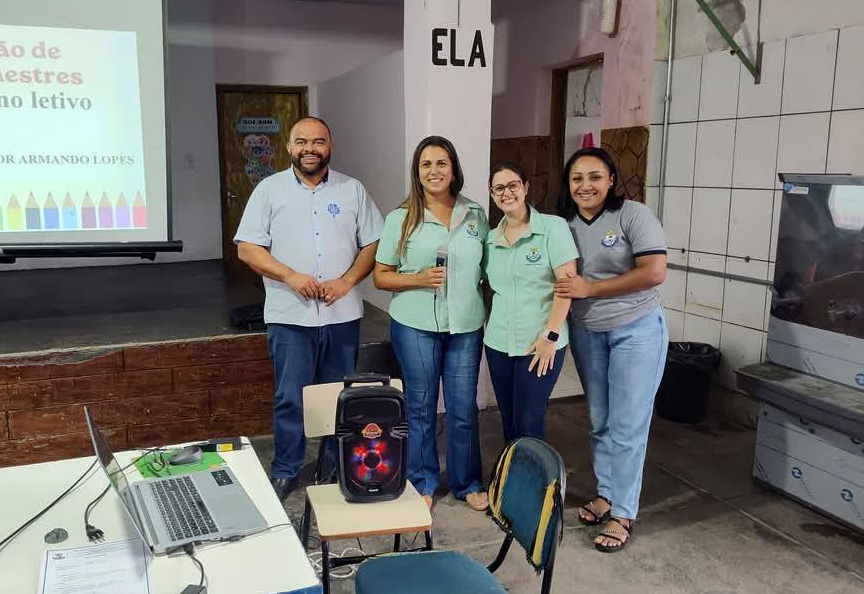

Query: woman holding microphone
[373,136,489,511]
[483,162,578,442]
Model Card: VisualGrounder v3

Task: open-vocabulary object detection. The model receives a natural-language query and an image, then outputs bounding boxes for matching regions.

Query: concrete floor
[250,396,864,594]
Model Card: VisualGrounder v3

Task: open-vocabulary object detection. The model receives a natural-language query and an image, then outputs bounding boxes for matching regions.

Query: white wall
[491,0,582,139]
[318,50,406,311]
[647,4,864,392]
[404,0,494,211]
[210,0,402,112]
[162,0,221,264]
[1,0,402,271]
[491,0,656,139]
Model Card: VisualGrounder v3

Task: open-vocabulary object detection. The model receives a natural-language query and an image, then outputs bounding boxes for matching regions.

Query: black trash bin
[655,342,721,423]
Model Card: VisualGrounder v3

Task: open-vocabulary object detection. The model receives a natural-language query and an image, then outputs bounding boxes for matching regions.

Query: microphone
[434,246,447,298]
[435,246,447,268]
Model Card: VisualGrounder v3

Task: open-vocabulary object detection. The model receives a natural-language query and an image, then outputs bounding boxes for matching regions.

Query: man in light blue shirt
[234,117,383,500]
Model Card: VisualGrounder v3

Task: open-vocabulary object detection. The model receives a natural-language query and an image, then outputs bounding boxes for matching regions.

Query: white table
[0,439,322,594]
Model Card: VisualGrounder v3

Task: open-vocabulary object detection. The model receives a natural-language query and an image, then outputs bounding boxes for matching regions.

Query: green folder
[135,449,226,479]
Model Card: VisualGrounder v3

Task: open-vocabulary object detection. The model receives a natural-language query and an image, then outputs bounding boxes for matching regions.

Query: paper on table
[38,538,152,594]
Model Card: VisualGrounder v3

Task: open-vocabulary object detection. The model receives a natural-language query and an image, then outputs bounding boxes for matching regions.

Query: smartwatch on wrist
[543,329,560,342]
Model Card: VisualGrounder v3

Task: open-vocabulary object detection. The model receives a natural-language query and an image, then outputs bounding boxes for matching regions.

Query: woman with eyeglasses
[483,161,578,442]
[373,136,489,512]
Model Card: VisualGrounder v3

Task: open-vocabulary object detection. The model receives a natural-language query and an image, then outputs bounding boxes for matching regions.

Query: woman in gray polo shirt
[555,147,668,553]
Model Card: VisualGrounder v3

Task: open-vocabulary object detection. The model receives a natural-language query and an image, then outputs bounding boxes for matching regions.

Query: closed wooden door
[216,85,307,286]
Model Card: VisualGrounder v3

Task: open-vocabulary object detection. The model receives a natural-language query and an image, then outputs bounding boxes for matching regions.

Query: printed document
[38,538,151,594]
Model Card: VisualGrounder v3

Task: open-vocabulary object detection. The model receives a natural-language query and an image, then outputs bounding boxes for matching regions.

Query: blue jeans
[390,319,484,499]
[485,346,566,443]
[267,320,360,480]
[568,308,668,519]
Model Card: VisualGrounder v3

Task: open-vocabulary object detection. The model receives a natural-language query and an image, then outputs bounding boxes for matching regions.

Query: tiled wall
[646,26,864,391]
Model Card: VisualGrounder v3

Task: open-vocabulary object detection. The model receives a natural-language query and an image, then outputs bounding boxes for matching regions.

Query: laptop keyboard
[150,476,219,541]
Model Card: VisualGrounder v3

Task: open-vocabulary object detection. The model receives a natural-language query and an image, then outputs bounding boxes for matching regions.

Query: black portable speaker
[335,373,408,502]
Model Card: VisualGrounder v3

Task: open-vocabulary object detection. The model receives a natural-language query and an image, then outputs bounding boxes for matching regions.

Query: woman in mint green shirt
[483,161,578,443]
[373,136,489,512]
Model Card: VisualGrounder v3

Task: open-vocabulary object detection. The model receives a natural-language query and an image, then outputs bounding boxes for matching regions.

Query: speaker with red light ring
[335,373,408,502]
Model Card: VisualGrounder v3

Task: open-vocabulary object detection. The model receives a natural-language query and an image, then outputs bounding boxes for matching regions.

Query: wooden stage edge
[0,332,274,468]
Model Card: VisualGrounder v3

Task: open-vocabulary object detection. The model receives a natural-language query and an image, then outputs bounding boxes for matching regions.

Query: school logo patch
[327,203,341,219]
[602,230,618,247]
[466,222,479,237]
[525,246,542,263]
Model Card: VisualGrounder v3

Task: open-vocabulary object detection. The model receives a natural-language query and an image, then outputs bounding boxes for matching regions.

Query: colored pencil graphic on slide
[43,193,60,230]
[116,192,130,228]
[62,193,78,229]
[7,194,23,230]
[133,191,147,228]
[26,193,41,230]
[98,192,114,228]
[82,192,97,229]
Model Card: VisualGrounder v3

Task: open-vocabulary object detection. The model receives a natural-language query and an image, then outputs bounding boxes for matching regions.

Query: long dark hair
[397,136,465,257]
[489,160,529,186]
[557,147,625,221]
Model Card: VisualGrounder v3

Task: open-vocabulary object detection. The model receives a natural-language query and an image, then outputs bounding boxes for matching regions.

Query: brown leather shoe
[466,491,489,511]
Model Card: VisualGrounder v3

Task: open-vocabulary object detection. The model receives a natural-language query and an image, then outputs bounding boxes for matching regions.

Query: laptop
[84,407,268,555]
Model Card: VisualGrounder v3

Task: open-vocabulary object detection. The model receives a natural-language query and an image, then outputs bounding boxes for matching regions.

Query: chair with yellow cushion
[354,437,565,594]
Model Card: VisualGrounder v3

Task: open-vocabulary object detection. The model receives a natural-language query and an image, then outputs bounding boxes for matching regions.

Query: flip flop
[595,517,633,553]
[578,495,611,526]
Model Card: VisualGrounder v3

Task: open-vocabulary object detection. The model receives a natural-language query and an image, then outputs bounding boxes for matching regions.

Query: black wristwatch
[543,330,560,342]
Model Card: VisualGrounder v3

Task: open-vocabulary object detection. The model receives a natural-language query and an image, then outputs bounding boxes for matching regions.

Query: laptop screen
[88,416,130,494]
[84,406,148,542]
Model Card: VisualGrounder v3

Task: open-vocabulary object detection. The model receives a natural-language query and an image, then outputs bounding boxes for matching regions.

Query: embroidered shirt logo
[327,203,341,219]
[526,246,542,263]
[602,230,618,247]
[466,222,479,237]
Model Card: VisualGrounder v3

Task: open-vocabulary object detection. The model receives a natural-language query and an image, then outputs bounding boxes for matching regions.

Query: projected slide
[0,25,147,234]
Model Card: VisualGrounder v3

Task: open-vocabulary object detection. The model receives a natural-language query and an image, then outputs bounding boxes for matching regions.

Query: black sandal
[578,495,612,526]
[595,517,633,553]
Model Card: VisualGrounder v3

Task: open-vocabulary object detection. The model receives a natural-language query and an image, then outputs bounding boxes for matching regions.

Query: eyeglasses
[490,180,523,197]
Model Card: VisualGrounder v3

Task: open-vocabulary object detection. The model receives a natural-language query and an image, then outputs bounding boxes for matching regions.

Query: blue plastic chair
[354,437,566,594]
